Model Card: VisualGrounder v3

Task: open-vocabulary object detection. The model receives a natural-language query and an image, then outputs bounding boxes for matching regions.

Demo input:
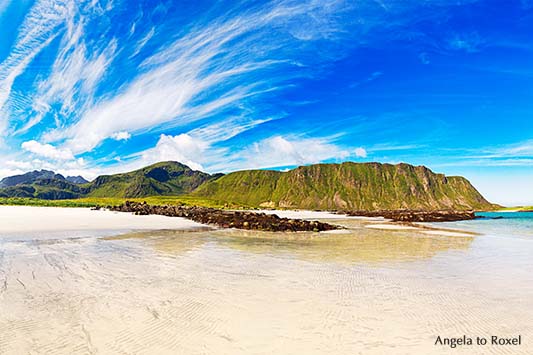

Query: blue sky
[0,0,532,205]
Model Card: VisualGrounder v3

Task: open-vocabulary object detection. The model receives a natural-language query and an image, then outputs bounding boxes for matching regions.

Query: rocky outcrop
[344,209,476,222]
[108,201,339,232]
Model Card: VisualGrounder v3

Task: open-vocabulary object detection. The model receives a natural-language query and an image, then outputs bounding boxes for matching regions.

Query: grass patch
[0,196,249,209]
[495,206,533,212]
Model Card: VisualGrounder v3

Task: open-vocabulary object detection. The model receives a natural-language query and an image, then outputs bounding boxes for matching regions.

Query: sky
[0,0,532,206]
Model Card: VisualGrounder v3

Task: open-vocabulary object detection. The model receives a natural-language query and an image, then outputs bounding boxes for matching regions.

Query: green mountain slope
[0,170,88,188]
[0,162,215,199]
[0,179,86,199]
[86,161,215,198]
[193,162,493,211]
[0,161,494,210]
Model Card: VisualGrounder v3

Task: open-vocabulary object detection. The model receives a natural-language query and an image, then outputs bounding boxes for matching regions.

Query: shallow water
[1,216,532,354]
[426,211,533,240]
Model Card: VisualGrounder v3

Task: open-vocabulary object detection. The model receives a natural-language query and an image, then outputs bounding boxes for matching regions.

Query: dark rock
[343,209,476,222]
[108,201,339,232]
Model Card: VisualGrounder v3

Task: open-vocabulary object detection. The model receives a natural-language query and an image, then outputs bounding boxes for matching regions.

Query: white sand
[254,210,476,236]
[365,223,419,230]
[0,205,206,235]
[1,206,532,354]
[422,230,474,237]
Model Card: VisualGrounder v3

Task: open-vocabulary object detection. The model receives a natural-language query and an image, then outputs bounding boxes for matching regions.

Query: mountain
[193,162,493,211]
[0,161,494,211]
[0,169,90,199]
[0,170,65,188]
[0,169,88,188]
[0,161,214,199]
[86,161,216,198]
[66,176,89,184]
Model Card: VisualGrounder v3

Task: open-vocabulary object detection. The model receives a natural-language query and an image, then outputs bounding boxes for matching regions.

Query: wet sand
[1,207,532,354]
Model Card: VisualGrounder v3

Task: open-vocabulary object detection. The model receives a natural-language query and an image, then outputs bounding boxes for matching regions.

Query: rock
[107,201,339,232]
[343,209,476,222]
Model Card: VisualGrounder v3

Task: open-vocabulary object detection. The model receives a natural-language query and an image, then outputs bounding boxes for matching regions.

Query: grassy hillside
[0,179,86,199]
[0,161,495,211]
[193,162,494,211]
[0,161,216,199]
[87,161,214,198]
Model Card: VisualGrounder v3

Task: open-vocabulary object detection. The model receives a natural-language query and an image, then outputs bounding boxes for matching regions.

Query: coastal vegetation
[0,161,496,211]
[193,162,495,211]
[0,196,232,209]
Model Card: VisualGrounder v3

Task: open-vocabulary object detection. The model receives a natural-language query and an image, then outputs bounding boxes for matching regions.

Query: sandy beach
[1,206,532,354]
[0,206,207,237]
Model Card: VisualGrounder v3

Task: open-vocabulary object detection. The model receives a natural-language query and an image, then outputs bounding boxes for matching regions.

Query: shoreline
[1,205,529,354]
[0,205,478,238]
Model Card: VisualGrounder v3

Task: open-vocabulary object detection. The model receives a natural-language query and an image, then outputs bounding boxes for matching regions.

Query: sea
[427,211,533,240]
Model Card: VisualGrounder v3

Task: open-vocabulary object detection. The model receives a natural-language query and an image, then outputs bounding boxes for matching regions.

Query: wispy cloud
[130,27,155,58]
[51,0,356,154]
[447,32,485,53]
[0,0,11,15]
[223,135,352,171]
[349,71,383,88]
[0,0,73,127]
[430,140,533,168]
[122,132,365,174]
[15,1,116,134]
[3,0,530,195]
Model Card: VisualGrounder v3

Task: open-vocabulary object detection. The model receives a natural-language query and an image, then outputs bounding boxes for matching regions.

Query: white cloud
[450,140,533,165]
[188,115,277,143]
[0,0,72,128]
[354,147,367,158]
[41,0,355,154]
[6,160,33,170]
[212,135,351,171]
[131,27,155,57]
[0,168,25,179]
[21,140,75,160]
[1,156,98,181]
[111,131,131,141]
[18,2,116,133]
[139,134,209,171]
[120,133,355,174]
[0,0,117,136]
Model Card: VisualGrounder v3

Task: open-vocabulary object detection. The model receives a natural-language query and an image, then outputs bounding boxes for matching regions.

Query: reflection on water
[113,226,474,264]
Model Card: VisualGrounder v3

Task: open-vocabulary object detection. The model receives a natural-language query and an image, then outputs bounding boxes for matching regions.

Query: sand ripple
[0,220,532,354]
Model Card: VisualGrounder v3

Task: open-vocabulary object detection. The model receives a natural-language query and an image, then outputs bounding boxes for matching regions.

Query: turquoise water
[428,212,533,239]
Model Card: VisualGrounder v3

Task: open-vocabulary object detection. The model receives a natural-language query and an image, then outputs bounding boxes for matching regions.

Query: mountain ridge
[192,162,494,211]
[0,161,495,211]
